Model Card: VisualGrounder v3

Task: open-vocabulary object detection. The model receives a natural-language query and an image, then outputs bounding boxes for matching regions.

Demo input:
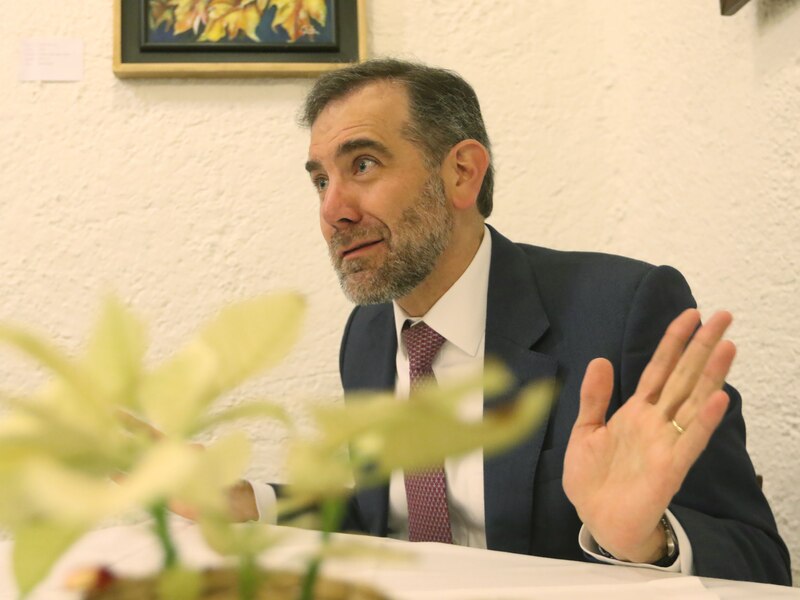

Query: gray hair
[301,58,494,217]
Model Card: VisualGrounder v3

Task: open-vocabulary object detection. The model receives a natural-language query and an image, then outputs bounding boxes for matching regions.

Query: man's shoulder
[512,239,656,276]
[499,234,664,294]
[489,225,657,276]
[492,231,692,317]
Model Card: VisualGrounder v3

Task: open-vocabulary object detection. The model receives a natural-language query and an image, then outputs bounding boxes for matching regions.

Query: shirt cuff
[247,480,278,524]
[578,509,694,574]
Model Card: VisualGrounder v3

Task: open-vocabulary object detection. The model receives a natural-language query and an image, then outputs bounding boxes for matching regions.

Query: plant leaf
[194,293,305,394]
[285,440,353,498]
[173,432,252,514]
[140,294,304,436]
[199,517,280,558]
[82,295,147,411]
[13,520,86,597]
[0,393,134,474]
[0,472,32,526]
[139,344,217,437]
[311,363,513,447]
[192,400,292,435]
[115,441,202,512]
[21,442,199,522]
[352,381,554,481]
[286,377,553,495]
[0,324,103,416]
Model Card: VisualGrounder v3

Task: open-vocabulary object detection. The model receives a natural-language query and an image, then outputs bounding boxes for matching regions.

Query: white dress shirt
[254,225,693,573]
[387,223,493,547]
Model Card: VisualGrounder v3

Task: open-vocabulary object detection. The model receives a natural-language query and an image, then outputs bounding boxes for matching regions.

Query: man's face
[306,82,453,305]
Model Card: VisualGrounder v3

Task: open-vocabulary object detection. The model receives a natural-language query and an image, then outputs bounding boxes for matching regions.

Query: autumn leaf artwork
[147,0,331,44]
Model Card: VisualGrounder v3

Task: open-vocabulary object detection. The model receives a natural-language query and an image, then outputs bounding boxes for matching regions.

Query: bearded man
[239,59,790,585]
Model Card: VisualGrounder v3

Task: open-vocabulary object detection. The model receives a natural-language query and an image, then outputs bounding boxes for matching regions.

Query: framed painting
[113,0,366,78]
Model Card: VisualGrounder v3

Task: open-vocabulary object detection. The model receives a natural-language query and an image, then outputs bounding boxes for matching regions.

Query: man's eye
[314,177,329,192]
[355,158,377,174]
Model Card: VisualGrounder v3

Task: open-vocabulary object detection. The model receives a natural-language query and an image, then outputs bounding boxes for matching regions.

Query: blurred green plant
[0,294,302,597]
[0,294,551,599]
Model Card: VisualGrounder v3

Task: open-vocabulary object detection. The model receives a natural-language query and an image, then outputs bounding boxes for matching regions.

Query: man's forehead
[320,80,409,120]
[308,81,410,146]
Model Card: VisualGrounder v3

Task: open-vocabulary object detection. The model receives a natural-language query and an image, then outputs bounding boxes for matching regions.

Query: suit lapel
[483,226,558,554]
[341,304,396,392]
[344,228,558,549]
[343,304,396,536]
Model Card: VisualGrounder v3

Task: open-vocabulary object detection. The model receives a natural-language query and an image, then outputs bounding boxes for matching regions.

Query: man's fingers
[673,389,729,474]
[672,339,736,426]
[659,311,732,418]
[575,358,614,429]
[635,309,700,400]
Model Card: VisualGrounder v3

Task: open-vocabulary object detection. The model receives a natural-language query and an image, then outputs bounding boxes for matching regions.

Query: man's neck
[396,224,485,317]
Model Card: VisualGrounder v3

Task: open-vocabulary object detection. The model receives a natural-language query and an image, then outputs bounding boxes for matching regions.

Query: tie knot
[403,321,446,377]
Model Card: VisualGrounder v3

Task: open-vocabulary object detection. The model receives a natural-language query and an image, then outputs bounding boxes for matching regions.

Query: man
[247,59,790,585]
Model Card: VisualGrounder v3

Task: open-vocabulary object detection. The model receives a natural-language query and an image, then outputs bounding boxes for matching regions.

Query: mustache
[328,226,389,254]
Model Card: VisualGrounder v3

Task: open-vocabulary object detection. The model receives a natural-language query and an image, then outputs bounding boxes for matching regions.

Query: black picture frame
[114,0,366,78]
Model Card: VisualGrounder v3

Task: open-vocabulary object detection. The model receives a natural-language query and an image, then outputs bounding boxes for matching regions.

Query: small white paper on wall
[19,39,84,82]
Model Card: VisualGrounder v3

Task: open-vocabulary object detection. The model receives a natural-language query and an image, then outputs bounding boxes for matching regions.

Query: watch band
[652,514,680,567]
[596,514,680,566]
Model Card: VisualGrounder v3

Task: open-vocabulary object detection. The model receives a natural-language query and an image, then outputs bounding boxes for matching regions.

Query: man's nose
[320,179,361,229]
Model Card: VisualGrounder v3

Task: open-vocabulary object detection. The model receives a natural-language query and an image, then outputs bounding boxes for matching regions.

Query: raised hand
[563,309,735,563]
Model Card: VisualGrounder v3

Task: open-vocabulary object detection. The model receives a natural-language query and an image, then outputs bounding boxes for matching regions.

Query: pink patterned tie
[402,321,452,543]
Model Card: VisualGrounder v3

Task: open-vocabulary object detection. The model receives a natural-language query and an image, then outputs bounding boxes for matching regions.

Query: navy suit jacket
[336,226,791,585]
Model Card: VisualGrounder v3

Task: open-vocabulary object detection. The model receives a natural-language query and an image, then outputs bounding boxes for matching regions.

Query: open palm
[563,309,735,563]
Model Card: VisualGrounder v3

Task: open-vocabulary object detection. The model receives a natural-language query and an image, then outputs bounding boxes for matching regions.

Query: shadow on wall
[755,0,800,73]
[758,0,800,28]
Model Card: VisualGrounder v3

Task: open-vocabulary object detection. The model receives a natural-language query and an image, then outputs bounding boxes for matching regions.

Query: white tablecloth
[1,518,797,599]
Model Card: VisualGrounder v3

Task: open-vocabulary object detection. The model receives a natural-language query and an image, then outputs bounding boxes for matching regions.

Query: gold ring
[671,419,685,435]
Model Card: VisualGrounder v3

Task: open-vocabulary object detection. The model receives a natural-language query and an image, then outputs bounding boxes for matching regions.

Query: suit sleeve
[266,308,378,535]
[618,265,791,585]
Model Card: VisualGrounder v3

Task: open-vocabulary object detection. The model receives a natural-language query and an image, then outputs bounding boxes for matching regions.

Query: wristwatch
[596,514,679,566]
[652,514,680,567]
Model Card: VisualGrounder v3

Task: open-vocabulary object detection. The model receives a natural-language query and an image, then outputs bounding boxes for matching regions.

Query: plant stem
[299,556,322,600]
[150,501,178,570]
[238,553,257,600]
[299,499,345,600]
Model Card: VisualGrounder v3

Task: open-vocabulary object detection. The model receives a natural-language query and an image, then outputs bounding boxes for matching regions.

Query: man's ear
[441,139,490,211]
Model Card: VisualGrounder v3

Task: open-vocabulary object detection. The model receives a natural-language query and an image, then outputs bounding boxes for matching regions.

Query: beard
[327,174,454,305]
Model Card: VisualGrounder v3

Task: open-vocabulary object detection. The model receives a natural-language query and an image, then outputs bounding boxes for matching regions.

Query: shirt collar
[393,226,492,357]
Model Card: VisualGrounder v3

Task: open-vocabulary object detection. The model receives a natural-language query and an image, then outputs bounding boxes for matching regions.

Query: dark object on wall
[721,0,753,15]
[114,0,366,78]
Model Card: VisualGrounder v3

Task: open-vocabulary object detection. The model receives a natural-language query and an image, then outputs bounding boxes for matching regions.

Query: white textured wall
[1,0,799,583]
